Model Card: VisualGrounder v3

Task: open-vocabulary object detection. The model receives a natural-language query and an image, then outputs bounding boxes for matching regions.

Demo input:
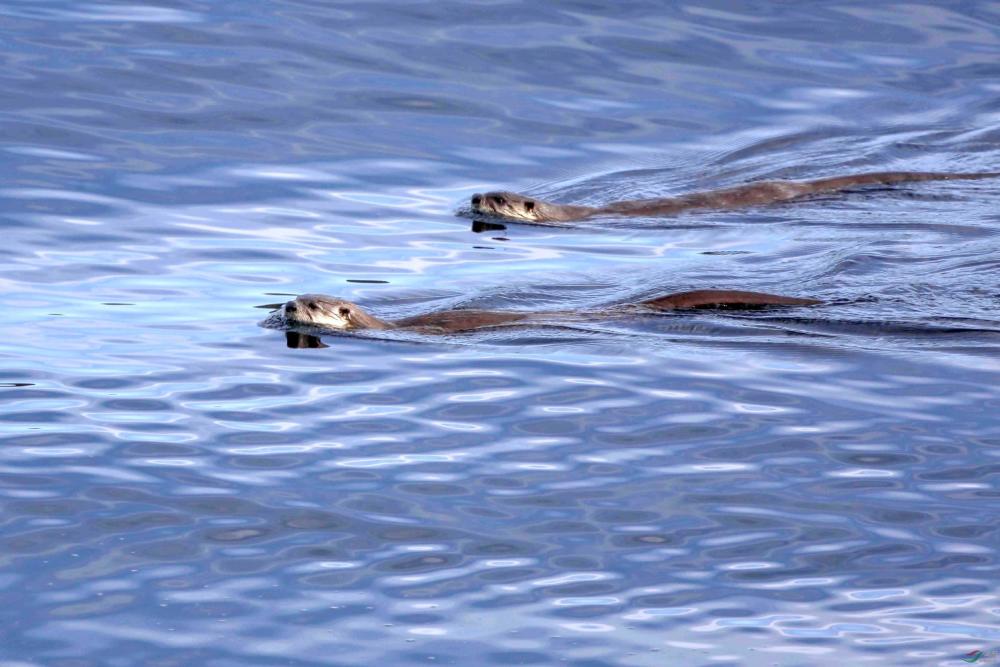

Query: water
[2,2,999,665]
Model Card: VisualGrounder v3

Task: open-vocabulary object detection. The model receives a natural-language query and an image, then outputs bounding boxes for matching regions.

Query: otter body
[471,171,1000,222]
[271,290,821,335]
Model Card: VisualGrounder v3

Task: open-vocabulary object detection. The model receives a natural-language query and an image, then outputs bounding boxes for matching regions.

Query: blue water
[3,2,1000,665]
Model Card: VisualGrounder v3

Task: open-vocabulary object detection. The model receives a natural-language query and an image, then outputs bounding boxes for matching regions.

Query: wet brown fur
[393,310,533,332]
[279,290,822,334]
[471,171,1000,222]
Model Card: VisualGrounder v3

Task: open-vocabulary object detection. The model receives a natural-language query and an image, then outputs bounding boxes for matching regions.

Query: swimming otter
[471,171,1000,222]
[271,290,822,334]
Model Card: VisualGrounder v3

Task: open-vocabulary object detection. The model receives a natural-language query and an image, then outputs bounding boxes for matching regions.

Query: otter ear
[524,201,535,212]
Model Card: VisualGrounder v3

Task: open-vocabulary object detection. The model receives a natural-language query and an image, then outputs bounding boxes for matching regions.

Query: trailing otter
[471,171,1000,222]
[268,290,822,334]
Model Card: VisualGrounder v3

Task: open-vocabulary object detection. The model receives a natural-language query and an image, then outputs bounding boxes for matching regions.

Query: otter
[470,171,1000,222]
[268,290,822,334]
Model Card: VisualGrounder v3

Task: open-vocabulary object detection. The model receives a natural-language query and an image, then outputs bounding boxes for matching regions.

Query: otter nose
[284,301,298,313]
[471,193,482,207]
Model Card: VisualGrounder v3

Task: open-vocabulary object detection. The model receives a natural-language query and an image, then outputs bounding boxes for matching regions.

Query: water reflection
[470,219,507,234]
[285,331,328,349]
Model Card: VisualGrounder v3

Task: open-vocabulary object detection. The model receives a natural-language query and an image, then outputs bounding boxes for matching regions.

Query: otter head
[471,191,546,221]
[282,294,390,330]
[471,191,593,222]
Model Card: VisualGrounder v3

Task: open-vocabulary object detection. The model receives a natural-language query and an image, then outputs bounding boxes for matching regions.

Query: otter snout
[284,300,298,315]
[471,193,483,207]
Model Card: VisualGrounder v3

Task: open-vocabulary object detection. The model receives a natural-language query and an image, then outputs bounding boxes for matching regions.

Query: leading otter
[269,290,821,334]
[471,171,1000,222]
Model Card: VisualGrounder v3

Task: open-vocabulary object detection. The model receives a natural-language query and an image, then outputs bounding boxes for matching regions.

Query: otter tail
[643,289,821,311]
[805,171,1000,192]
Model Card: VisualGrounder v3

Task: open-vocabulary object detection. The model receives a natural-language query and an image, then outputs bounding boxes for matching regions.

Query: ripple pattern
[2,1,1000,666]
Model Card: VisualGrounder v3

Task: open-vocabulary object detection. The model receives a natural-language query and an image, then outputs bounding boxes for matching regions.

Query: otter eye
[338,306,350,318]
[524,201,535,212]
[306,301,317,310]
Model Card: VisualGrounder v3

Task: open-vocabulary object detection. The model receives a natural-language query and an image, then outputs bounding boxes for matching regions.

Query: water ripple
[3,1,1000,666]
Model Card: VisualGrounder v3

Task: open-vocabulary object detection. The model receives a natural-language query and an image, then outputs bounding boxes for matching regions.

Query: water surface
[2,2,1000,666]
